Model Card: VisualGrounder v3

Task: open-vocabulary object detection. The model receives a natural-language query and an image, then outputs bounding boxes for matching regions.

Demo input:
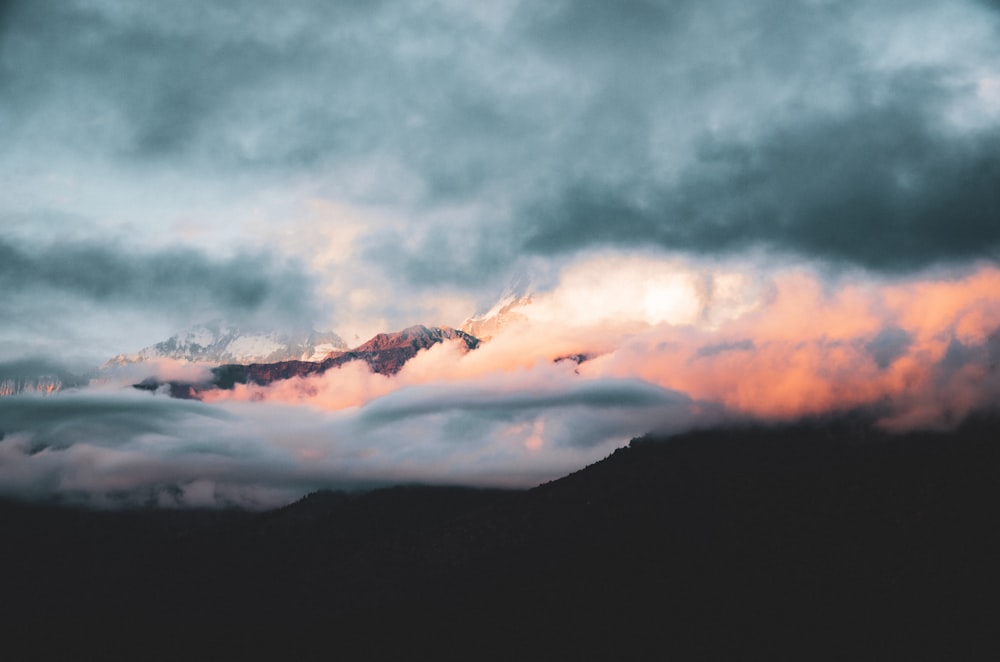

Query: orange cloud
[583,263,1000,427]
[203,257,1000,433]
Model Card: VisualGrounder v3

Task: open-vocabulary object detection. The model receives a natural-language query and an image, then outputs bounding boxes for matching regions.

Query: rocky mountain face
[137,325,480,398]
[107,322,347,366]
[343,325,479,374]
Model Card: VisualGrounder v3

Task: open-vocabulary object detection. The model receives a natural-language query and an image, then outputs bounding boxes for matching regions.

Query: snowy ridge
[107,322,347,367]
[461,293,533,341]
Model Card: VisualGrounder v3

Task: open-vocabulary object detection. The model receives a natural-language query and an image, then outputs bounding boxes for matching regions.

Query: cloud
[0,239,313,318]
[696,340,755,359]
[356,373,688,427]
[0,238,320,361]
[865,328,912,370]
[4,0,998,310]
[0,389,325,506]
[1,0,512,176]
[4,254,1000,508]
[0,358,89,387]
[573,260,1000,425]
[0,378,698,508]
[2,2,1000,508]
[522,87,1000,270]
[204,252,1000,432]
[0,389,226,450]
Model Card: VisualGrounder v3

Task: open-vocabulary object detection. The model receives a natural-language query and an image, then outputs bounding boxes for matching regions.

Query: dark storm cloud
[0,238,316,322]
[0,0,514,182]
[2,0,999,288]
[522,82,1000,270]
[2,1,311,161]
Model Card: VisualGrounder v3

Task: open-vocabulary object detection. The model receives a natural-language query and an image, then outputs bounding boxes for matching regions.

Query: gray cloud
[0,389,320,506]
[1,316,997,507]
[0,238,317,324]
[1,0,517,182]
[357,378,689,427]
[0,358,88,385]
[0,390,223,451]
[0,236,321,364]
[522,78,1000,270]
[3,0,998,297]
[0,378,701,507]
[695,340,755,359]
[866,328,912,370]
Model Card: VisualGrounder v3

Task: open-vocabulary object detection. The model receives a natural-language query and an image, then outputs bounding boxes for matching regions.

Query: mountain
[2,414,998,659]
[344,324,479,372]
[137,324,480,398]
[461,293,532,341]
[107,321,347,366]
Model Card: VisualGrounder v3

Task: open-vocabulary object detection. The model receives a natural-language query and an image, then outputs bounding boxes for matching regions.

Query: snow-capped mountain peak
[461,293,533,341]
[106,322,347,366]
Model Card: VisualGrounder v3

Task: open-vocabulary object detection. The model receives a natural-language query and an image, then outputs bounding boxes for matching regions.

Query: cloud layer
[2,1,1000,507]
[0,238,318,362]
[0,368,697,508]
[3,0,1000,343]
[4,254,999,507]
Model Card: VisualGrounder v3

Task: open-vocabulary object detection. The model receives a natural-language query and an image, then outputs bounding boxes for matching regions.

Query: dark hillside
[2,415,999,659]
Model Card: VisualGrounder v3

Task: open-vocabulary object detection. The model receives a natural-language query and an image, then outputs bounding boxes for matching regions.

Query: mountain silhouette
[2,413,998,660]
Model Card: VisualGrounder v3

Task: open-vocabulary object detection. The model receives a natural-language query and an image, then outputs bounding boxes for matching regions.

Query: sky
[2,0,1000,507]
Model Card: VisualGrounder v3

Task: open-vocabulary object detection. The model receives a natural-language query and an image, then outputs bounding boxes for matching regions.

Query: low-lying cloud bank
[0,372,698,509]
[2,254,999,508]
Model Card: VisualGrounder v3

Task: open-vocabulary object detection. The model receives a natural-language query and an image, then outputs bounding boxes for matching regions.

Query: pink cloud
[581,263,1000,427]
[202,258,1000,438]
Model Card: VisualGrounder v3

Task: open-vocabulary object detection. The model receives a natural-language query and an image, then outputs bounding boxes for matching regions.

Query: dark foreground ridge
[2,414,999,659]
